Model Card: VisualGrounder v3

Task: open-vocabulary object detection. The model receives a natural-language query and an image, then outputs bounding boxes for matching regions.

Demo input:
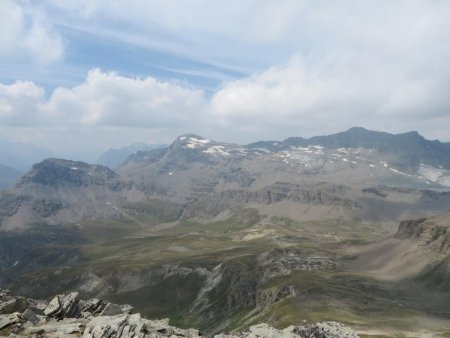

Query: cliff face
[395,213,450,291]
[0,289,359,338]
[395,212,449,252]
[0,159,126,231]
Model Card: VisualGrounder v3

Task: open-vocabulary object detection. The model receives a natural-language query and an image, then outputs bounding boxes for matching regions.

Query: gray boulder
[294,322,359,338]
[0,290,29,315]
[213,322,359,338]
[0,312,24,331]
[80,298,106,316]
[43,295,61,317]
[43,292,80,319]
[21,308,39,325]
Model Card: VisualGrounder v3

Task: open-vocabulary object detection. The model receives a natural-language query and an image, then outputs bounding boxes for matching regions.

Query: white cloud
[0,0,24,58]
[0,0,64,65]
[209,47,450,138]
[207,0,450,138]
[23,22,64,65]
[0,69,207,160]
[43,69,206,127]
[1,0,450,160]
[0,81,45,126]
[0,69,206,129]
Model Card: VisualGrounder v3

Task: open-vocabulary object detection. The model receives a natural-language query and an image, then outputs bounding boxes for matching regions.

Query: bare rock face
[18,159,119,188]
[0,299,28,315]
[43,295,61,317]
[99,303,124,316]
[80,298,106,316]
[0,312,24,331]
[21,308,38,325]
[81,314,202,338]
[293,322,359,338]
[395,218,429,240]
[214,322,359,338]
[395,213,450,253]
[0,289,359,338]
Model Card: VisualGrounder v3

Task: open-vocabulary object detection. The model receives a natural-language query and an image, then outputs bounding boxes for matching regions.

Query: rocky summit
[0,289,359,338]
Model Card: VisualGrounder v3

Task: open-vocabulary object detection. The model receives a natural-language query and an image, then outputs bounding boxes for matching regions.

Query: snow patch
[389,168,410,176]
[254,148,271,153]
[418,164,450,187]
[342,158,357,164]
[290,145,323,155]
[203,145,230,156]
[184,137,211,149]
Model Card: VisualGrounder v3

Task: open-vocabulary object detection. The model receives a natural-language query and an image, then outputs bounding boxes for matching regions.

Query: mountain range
[0,140,54,172]
[2,127,450,231]
[0,164,22,190]
[0,127,449,337]
[96,143,167,169]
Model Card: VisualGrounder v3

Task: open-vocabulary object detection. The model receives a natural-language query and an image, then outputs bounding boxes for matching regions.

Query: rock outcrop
[0,289,359,338]
[216,322,359,338]
[395,212,449,252]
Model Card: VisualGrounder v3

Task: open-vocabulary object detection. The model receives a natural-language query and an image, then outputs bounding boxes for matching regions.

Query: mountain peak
[399,130,424,139]
[172,134,213,149]
[19,158,118,188]
[346,126,369,132]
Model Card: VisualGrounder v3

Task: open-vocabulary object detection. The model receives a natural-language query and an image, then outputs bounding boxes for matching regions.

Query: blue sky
[1,22,249,94]
[1,0,450,161]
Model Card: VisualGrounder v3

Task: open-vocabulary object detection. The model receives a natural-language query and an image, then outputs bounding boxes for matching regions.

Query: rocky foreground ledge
[0,289,359,338]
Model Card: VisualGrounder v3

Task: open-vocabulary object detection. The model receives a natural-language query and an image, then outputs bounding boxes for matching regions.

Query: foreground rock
[216,322,359,338]
[0,289,359,338]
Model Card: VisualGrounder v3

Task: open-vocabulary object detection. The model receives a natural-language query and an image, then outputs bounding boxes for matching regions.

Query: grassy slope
[7,209,450,337]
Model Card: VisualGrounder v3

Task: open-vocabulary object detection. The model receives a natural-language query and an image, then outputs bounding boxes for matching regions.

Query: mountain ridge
[2,127,450,232]
[0,164,23,190]
[96,143,167,169]
[246,127,450,169]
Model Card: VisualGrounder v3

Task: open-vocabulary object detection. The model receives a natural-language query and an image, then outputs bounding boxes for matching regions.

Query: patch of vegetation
[121,199,184,223]
[415,255,450,291]
[4,215,450,337]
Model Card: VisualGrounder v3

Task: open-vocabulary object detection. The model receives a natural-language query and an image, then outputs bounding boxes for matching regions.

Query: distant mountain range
[0,140,54,172]
[1,127,450,231]
[0,164,23,190]
[0,141,53,190]
[249,127,450,170]
[96,143,167,169]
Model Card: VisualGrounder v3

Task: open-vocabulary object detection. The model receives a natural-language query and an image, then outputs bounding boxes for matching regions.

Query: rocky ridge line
[0,289,359,338]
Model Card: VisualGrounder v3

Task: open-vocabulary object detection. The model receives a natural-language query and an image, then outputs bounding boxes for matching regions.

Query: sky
[1,0,450,162]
